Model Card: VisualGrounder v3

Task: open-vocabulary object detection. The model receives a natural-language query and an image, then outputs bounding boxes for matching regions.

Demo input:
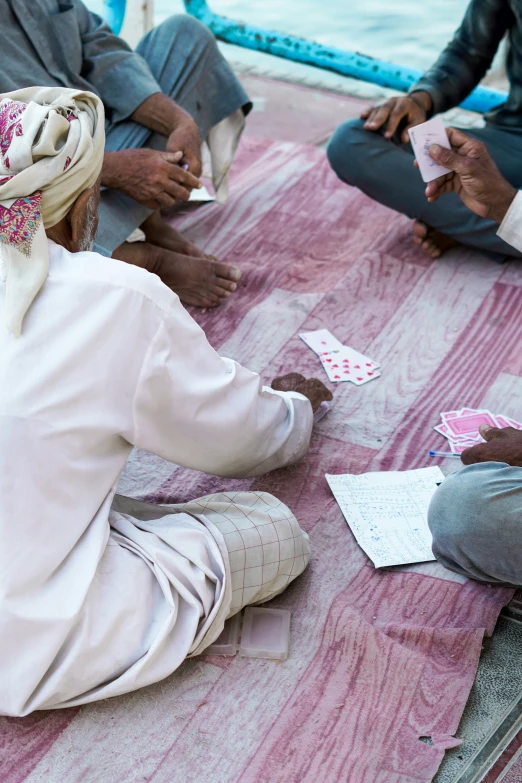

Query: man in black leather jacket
[327,0,522,261]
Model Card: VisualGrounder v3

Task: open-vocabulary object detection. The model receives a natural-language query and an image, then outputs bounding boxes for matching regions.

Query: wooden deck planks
[374,280,522,472]
[319,250,503,450]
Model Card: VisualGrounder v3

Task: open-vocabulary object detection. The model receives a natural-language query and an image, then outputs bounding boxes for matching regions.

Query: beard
[78,195,98,252]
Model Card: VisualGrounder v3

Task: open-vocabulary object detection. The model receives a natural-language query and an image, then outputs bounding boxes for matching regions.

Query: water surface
[88,0,470,71]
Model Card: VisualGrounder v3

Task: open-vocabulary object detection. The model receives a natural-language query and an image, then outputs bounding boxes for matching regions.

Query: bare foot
[413,220,459,258]
[113,241,242,308]
[141,210,210,260]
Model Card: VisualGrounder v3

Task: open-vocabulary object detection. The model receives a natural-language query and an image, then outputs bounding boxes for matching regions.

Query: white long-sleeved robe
[0,240,313,716]
[498,190,522,253]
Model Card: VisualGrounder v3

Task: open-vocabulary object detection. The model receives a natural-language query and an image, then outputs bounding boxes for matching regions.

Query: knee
[327,118,369,185]
[428,462,518,566]
[157,14,216,50]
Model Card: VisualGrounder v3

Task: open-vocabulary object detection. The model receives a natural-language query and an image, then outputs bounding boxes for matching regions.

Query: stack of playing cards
[435,408,522,454]
[300,329,380,385]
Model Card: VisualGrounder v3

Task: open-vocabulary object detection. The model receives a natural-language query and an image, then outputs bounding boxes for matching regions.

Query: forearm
[412,41,493,115]
[410,0,512,115]
[101,150,127,189]
[130,93,191,137]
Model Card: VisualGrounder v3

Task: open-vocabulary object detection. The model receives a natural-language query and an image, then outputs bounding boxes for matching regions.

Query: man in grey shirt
[327,0,522,262]
[0,1,251,308]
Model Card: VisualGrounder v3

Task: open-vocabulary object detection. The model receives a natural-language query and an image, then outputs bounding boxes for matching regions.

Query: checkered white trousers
[179,491,311,616]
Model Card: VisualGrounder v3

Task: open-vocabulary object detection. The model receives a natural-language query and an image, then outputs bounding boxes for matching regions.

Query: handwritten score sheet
[326,466,445,568]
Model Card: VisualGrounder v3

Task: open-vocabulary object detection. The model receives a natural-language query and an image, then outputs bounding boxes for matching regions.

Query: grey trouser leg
[95,14,251,256]
[327,119,522,260]
[428,462,522,585]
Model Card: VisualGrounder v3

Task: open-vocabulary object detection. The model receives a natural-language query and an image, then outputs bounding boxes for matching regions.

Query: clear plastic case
[205,612,241,656]
[238,607,291,661]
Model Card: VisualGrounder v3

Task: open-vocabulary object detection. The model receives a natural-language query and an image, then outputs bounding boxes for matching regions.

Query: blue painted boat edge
[103,0,126,36]
[183,0,506,115]
[102,0,507,115]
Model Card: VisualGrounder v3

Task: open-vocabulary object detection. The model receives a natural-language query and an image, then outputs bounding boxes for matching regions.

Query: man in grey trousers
[327,0,522,262]
[0,1,252,308]
[417,125,522,585]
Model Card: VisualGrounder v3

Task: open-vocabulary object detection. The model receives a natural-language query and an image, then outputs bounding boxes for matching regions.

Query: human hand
[271,373,333,412]
[424,128,517,223]
[461,426,522,467]
[166,113,202,178]
[360,91,432,143]
[102,148,202,210]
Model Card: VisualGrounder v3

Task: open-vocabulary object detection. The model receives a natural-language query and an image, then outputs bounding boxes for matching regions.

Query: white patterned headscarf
[0,87,105,336]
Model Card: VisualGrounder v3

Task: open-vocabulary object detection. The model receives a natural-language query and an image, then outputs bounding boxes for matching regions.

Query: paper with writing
[326,466,444,568]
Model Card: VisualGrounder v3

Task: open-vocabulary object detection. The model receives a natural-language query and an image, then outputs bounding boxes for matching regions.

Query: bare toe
[413,220,429,240]
[215,278,238,293]
[214,262,242,282]
[412,221,458,259]
[214,287,232,299]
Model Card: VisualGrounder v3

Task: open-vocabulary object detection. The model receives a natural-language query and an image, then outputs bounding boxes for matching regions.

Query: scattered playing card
[320,345,380,384]
[299,329,344,356]
[434,408,522,454]
[408,117,451,183]
[444,410,497,439]
[300,328,381,386]
[189,184,216,203]
[497,415,522,430]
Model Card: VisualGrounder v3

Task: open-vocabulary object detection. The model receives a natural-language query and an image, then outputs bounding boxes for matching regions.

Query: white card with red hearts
[299,329,344,355]
[320,346,380,384]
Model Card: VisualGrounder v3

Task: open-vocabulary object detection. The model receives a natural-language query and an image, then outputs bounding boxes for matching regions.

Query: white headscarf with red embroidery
[0,87,104,336]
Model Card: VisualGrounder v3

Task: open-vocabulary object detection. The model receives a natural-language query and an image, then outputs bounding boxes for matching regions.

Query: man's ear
[67,186,95,253]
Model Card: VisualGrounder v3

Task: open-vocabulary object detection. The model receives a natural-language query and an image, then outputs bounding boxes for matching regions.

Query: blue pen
[429,450,461,458]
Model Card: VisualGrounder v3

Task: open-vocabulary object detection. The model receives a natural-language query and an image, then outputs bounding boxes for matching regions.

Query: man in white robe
[0,87,331,717]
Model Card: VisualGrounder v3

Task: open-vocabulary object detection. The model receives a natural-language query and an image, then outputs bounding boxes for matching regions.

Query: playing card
[496,414,522,430]
[444,411,498,439]
[448,439,481,455]
[434,423,452,438]
[313,401,330,423]
[408,117,451,183]
[349,368,382,386]
[299,329,344,356]
[320,346,380,384]
[440,409,463,421]
[319,353,345,382]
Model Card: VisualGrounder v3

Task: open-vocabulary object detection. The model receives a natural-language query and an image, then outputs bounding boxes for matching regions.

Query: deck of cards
[434,408,522,454]
[299,328,380,385]
[408,116,451,183]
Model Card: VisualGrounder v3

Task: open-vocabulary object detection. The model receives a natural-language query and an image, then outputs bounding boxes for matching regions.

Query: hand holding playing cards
[361,91,433,143]
[425,128,517,223]
[461,426,522,467]
[271,373,333,413]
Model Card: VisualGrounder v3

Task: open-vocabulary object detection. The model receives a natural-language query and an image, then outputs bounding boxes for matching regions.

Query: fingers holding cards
[408,117,452,183]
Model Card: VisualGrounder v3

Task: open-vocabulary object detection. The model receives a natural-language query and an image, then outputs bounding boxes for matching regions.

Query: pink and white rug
[0,137,516,783]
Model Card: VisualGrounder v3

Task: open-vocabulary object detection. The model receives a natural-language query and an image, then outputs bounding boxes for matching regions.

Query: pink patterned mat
[0,138,516,783]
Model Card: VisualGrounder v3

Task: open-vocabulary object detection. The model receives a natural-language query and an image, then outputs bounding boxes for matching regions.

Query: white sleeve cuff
[497,191,522,254]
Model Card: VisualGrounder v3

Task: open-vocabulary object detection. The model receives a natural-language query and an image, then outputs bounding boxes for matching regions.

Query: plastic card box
[238,607,291,661]
[205,612,241,656]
